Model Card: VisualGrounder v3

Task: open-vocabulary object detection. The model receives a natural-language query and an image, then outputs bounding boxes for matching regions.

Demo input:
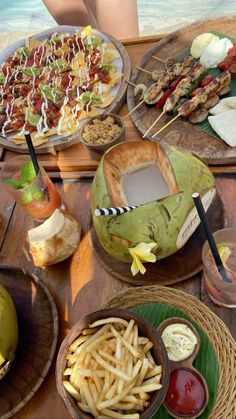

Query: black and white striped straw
[94,206,138,216]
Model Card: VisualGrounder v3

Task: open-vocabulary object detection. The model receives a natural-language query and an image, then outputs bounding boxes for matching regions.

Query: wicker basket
[103,286,236,419]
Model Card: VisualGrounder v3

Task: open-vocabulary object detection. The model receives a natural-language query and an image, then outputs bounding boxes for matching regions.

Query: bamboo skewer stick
[123,99,145,120]
[125,80,136,87]
[152,55,175,69]
[136,66,152,75]
[143,110,166,138]
[152,55,166,63]
[152,114,180,137]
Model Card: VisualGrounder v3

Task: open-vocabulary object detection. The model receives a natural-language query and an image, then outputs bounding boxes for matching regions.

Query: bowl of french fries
[56,308,170,419]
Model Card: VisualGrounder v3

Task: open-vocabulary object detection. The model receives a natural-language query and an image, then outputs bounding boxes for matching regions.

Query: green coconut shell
[0,284,18,380]
[91,141,215,263]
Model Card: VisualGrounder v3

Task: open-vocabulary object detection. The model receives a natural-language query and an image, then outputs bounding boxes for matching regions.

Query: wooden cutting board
[127,16,236,165]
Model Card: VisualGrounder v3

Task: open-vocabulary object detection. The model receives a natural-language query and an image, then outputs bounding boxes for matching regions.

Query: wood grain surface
[0,29,235,419]
[0,175,235,419]
[0,29,131,154]
[127,16,236,165]
[0,267,58,419]
[90,192,225,286]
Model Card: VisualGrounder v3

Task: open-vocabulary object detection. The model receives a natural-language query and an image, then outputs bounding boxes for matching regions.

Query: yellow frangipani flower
[129,242,157,276]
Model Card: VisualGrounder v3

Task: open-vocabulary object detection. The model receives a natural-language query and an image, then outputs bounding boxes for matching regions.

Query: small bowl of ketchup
[164,367,209,419]
[158,317,209,419]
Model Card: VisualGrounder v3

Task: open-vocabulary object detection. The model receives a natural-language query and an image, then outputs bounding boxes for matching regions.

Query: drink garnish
[218,245,231,264]
[5,161,44,204]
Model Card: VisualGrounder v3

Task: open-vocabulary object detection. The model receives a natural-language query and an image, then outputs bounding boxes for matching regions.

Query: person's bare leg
[85,0,139,38]
[43,0,99,28]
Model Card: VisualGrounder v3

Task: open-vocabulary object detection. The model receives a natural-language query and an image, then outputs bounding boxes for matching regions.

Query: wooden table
[0,32,235,419]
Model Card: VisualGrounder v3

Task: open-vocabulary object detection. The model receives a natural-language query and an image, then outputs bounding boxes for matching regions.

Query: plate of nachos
[0,25,130,153]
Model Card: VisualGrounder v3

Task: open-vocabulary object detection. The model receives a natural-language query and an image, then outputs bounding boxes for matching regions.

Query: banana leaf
[132,302,218,418]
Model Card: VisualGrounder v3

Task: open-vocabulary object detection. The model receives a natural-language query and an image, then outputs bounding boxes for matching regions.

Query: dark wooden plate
[90,192,226,285]
[127,16,236,165]
[0,266,58,418]
[0,25,131,154]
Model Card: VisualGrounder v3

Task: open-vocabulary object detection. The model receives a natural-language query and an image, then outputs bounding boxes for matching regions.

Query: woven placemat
[102,286,236,419]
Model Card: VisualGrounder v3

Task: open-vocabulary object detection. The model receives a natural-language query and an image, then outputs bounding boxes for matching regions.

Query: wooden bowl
[79,113,125,156]
[158,317,209,419]
[56,307,170,419]
[0,266,58,419]
[157,316,201,366]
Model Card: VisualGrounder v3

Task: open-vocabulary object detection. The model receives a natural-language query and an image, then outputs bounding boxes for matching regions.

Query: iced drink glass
[202,227,236,308]
[0,155,62,220]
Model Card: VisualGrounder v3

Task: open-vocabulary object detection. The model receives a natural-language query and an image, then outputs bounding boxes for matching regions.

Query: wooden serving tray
[90,192,226,286]
[127,16,236,165]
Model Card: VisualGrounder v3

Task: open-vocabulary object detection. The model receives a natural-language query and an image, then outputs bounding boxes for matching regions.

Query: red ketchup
[165,368,206,416]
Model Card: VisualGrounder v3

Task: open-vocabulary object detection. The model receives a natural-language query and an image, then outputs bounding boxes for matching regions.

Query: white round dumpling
[190,33,219,58]
[200,37,233,69]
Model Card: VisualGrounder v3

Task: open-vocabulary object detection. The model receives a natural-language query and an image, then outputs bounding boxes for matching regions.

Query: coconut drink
[0,284,18,380]
[91,141,216,274]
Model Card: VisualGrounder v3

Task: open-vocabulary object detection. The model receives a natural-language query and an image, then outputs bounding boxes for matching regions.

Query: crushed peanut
[82,116,122,145]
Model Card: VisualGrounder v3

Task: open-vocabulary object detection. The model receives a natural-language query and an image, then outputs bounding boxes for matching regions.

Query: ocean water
[0,0,236,33]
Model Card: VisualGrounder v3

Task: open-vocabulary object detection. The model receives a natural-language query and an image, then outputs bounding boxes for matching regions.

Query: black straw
[192,192,231,283]
[25,132,40,175]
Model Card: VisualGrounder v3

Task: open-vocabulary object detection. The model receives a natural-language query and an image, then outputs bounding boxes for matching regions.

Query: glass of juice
[0,155,62,220]
[202,227,236,308]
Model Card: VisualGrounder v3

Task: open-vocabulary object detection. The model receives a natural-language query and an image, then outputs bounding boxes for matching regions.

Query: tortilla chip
[97,94,114,108]
[103,46,121,62]
[108,73,123,86]
[27,38,41,49]
[11,138,25,144]
[71,52,86,70]
[31,136,49,146]
[93,82,111,95]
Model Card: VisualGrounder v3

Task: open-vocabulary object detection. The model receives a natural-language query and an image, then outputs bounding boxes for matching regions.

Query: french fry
[89,317,129,328]
[144,365,162,379]
[130,383,162,394]
[82,378,98,417]
[111,326,140,358]
[92,350,131,381]
[63,381,81,401]
[100,408,139,419]
[69,335,89,352]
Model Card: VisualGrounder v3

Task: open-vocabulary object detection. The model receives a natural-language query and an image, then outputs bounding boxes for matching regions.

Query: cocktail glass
[202,227,236,308]
[0,155,62,220]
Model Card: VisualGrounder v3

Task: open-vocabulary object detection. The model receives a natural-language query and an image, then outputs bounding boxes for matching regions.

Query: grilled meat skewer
[144,55,194,104]
[164,62,206,112]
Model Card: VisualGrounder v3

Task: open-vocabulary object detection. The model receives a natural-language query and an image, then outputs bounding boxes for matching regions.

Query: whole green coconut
[0,284,18,380]
[91,141,216,263]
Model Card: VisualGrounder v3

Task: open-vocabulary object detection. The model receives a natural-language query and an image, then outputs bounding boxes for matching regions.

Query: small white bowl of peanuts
[56,308,169,419]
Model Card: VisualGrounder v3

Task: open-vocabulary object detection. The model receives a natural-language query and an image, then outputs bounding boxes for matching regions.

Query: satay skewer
[125,80,136,87]
[152,114,180,137]
[143,110,166,138]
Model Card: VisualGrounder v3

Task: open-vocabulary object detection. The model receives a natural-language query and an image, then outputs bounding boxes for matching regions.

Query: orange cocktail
[0,155,62,220]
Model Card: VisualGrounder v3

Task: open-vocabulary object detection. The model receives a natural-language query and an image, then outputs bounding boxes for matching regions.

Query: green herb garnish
[4,161,45,205]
